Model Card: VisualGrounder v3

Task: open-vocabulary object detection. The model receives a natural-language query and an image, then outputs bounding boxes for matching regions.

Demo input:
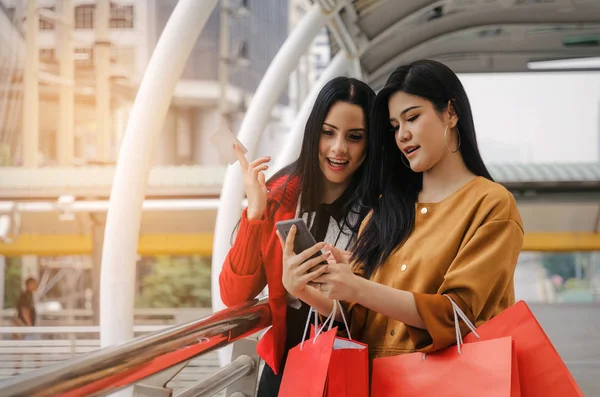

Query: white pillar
[22,0,39,167]
[176,108,192,160]
[57,0,74,166]
[211,0,348,366]
[271,51,349,174]
[95,0,111,162]
[100,0,218,352]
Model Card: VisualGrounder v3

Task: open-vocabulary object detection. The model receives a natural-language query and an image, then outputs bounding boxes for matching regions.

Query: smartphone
[275,219,327,271]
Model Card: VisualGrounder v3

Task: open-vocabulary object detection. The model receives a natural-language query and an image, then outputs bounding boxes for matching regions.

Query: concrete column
[176,108,192,161]
[95,0,112,162]
[57,0,75,166]
[23,0,39,167]
[92,222,104,325]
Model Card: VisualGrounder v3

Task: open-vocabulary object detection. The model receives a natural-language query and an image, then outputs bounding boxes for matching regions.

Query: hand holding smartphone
[275,219,328,271]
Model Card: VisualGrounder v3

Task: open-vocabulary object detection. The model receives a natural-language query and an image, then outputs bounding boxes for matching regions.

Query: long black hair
[352,60,493,278]
[269,76,375,229]
[231,76,375,243]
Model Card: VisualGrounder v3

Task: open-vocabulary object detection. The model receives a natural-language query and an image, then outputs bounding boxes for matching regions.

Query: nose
[331,134,348,155]
[396,125,410,142]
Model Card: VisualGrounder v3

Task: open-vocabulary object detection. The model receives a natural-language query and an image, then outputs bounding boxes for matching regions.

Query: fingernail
[291,225,296,231]
[232,143,236,149]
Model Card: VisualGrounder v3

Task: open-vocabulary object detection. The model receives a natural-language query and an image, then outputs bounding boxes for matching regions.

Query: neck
[320,177,349,204]
[420,151,475,203]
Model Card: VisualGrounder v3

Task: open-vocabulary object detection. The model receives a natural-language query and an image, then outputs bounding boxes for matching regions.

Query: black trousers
[256,359,283,397]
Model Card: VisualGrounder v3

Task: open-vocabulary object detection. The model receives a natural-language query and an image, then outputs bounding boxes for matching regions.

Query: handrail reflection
[0,298,271,397]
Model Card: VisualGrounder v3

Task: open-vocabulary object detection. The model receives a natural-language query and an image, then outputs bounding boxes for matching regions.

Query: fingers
[233,144,249,170]
[249,156,270,169]
[284,225,297,254]
[258,171,266,190]
[275,230,285,249]
[299,264,329,285]
[298,241,327,263]
[297,255,328,275]
[251,164,269,180]
[326,245,350,263]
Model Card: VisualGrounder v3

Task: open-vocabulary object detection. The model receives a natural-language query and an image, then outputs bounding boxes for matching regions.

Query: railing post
[132,361,189,397]
[225,338,261,397]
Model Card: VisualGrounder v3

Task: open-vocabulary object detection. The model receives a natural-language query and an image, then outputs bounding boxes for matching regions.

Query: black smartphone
[275,219,327,270]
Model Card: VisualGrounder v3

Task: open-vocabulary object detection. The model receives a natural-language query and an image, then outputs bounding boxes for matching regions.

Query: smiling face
[388,91,457,173]
[318,101,367,187]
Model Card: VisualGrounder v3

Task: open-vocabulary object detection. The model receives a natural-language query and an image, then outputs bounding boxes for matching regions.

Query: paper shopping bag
[463,300,584,397]
[371,336,520,397]
[280,302,369,397]
[279,325,336,397]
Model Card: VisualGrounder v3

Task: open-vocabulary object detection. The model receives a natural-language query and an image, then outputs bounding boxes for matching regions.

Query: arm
[219,209,267,307]
[317,219,523,351]
[405,219,523,352]
[219,145,271,307]
[20,307,33,326]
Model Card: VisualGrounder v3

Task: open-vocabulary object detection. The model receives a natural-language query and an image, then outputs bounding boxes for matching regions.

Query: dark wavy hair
[352,60,493,278]
[231,76,375,242]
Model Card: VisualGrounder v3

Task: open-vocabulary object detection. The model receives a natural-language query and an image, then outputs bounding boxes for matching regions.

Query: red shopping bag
[463,300,584,397]
[321,331,369,397]
[371,295,521,397]
[280,303,369,397]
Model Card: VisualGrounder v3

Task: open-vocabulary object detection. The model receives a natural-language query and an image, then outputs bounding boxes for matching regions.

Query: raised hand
[234,143,270,221]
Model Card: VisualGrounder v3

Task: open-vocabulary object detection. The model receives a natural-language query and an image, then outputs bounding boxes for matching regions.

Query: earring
[444,125,461,153]
[400,154,411,169]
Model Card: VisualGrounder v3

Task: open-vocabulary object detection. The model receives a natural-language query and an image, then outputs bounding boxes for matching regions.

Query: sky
[458,72,600,165]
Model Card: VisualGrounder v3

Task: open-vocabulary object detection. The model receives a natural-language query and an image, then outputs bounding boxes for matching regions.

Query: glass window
[75,5,94,29]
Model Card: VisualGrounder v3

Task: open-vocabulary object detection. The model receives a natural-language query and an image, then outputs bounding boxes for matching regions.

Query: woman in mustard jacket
[282,59,524,359]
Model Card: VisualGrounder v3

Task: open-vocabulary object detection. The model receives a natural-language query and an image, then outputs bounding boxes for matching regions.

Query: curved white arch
[365,2,600,83]
[271,51,350,174]
[99,0,218,350]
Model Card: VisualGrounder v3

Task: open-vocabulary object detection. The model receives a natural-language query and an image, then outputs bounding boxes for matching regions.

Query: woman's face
[388,91,457,173]
[318,101,367,186]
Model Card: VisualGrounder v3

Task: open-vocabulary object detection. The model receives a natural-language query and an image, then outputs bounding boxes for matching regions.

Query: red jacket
[219,175,301,374]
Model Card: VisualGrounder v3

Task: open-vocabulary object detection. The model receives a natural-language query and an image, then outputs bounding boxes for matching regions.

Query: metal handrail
[0,298,271,397]
[174,355,255,397]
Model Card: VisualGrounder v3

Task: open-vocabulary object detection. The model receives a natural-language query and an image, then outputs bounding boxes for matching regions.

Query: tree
[136,255,212,308]
[541,253,576,281]
[3,257,22,308]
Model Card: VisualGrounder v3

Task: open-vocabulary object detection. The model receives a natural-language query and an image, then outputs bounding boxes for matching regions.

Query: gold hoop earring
[444,125,461,153]
[400,154,411,169]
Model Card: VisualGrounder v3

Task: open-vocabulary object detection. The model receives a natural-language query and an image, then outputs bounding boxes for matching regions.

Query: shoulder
[266,173,301,215]
[467,177,522,228]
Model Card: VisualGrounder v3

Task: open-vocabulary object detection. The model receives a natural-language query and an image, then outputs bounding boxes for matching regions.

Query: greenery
[136,255,212,308]
[3,257,22,308]
[541,252,576,281]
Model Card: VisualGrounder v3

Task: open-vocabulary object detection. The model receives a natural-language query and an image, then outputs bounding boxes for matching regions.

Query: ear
[447,99,459,128]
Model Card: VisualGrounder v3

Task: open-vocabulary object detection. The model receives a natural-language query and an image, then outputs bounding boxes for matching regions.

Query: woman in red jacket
[219,76,375,396]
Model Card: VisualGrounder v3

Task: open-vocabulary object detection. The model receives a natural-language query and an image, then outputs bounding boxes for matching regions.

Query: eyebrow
[323,122,365,132]
[389,106,422,122]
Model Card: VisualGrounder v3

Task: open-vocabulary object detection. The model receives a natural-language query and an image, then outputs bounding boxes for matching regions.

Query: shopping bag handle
[423,295,480,359]
[314,300,351,340]
[444,294,480,354]
[300,300,352,350]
